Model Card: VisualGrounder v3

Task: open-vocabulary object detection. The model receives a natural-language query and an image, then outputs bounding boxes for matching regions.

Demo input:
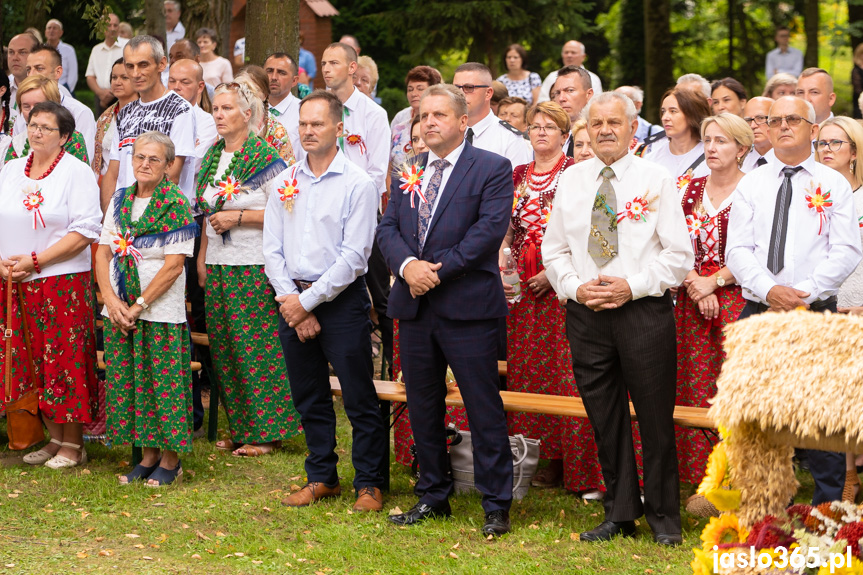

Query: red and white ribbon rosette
[804,183,832,236]
[278,176,301,212]
[345,133,367,155]
[686,213,710,239]
[112,231,143,264]
[399,164,425,208]
[22,187,46,229]
[214,176,243,202]
[616,196,651,224]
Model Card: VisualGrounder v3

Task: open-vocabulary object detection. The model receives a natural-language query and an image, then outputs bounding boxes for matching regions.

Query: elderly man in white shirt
[538,41,602,103]
[727,96,861,507]
[164,1,186,50]
[86,13,126,113]
[543,91,692,547]
[45,19,78,92]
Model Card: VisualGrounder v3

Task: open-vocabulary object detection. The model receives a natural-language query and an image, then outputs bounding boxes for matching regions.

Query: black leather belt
[293,280,313,292]
[753,295,836,313]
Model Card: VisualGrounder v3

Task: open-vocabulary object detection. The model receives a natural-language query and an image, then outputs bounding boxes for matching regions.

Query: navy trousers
[399,297,513,513]
[738,299,846,504]
[277,277,384,490]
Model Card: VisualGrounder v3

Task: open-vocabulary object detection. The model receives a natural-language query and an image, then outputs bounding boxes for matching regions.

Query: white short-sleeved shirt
[0,154,102,281]
[100,196,193,324]
[202,150,278,266]
[108,90,197,198]
[642,138,710,194]
[85,41,125,91]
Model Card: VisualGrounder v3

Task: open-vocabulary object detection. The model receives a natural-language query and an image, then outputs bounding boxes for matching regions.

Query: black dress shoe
[388,501,452,526]
[654,532,682,546]
[580,520,636,542]
[482,509,510,537]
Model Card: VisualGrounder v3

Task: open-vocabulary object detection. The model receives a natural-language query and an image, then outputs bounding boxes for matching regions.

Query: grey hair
[216,76,264,130]
[420,84,468,117]
[133,131,176,163]
[770,96,816,123]
[126,35,166,64]
[164,0,181,11]
[46,19,63,30]
[615,85,644,104]
[583,91,638,123]
[676,73,712,100]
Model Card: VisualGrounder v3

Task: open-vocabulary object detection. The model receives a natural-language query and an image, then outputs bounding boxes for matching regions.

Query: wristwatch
[136,296,150,310]
[715,273,726,287]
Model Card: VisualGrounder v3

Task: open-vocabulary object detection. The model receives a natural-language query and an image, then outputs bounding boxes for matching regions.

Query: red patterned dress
[675,176,745,484]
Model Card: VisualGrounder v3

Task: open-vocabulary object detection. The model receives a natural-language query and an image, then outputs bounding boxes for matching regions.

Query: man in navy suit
[377,84,515,536]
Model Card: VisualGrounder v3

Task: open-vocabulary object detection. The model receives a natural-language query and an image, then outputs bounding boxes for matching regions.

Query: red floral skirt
[0,273,98,424]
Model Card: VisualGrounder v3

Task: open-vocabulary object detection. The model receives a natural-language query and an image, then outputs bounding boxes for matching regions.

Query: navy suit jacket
[377,141,513,321]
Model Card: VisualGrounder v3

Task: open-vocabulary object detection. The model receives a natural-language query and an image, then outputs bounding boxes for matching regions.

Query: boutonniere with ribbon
[214,176,246,203]
[804,181,832,235]
[399,163,425,208]
[278,172,301,212]
[344,133,367,155]
[616,194,653,224]
[22,186,46,229]
[858,214,863,229]
[677,169,694,193]
[686,212,711,239]
[112,230,143,264]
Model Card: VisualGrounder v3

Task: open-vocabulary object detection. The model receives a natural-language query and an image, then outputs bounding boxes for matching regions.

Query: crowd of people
[0,4,862,544]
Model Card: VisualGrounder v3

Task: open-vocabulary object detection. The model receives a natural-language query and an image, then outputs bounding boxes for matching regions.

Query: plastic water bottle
[502,248,522,304]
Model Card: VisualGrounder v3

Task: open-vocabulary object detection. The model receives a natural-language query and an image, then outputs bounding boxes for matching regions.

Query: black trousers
[399,298,513,513]
[366,233,393,379]
[565,294,681,535]
[277,277,384,489]
[185,214,210,431]
[738,299,846,505]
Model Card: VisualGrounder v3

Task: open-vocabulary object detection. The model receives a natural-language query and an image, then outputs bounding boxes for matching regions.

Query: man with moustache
[741,97,775,171]
[543,91,693,546]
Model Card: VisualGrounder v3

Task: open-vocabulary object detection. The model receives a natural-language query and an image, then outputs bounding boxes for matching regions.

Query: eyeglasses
[815,139,851,153]
[550,87,581,100]
[527,125,563,135]
[132,154,165,166]
[744,115,768,126]
[766,115,813,128]
[454,84,489,94]
[27,123,60,135]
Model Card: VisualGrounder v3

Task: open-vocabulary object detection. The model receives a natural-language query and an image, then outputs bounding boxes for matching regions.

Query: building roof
[305,0,339,18]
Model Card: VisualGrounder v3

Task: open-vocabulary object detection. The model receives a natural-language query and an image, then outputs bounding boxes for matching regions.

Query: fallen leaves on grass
[388,506,402,515]
[449,552,458,559]
[570,533,580,541]
[196,531,210,541]
[98,550,113,557]
[124,533,140,539]
[76,552,88,558]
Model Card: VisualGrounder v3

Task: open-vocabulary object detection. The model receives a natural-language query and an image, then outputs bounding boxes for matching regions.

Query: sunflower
[690,548,713,575]
[701,513,750,551]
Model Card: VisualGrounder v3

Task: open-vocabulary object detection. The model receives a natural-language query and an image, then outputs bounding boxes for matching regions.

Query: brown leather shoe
[352,486,383,512]
[281,482,341,507]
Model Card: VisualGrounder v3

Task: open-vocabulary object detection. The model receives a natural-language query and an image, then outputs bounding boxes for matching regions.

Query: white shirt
[543,153,694,301]
[397,141,467,278]
[192,105,218,173]
[838,187,863,308]
[165,21,186,51]
[0,134,11,167]
[262,150,379,312]
[85,40,125,90]
[8,75,19,124]
[537,68,603,103]
[765,46,804,78]
[108,89,197,198]
[202,150,278,266]
[99,196,193,324]
[468,110,533,169]
[340,86,390,194]
[12,86,97,162]
[0,154,101,281]
[740,147,776,173]
[642,138,710,193]
[200,57,233,87]
[233,38,245,58]
[270,93,301,162]
[726,155,862,305]
[55,40,78,92]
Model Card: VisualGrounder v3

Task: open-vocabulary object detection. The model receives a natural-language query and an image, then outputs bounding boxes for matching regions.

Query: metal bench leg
[207,367,220,442]
[379,399,391,492]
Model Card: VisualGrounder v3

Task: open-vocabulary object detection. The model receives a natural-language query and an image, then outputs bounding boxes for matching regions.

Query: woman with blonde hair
[817,115,863,500]
[569,118,595,163]
[676,113,754,485]
[355,56,378,98]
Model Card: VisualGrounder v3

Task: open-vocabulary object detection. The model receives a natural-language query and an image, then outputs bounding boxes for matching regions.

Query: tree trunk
[617,0,646,87]
[804,0,819,68]
[144,0,167,42]
[849,0,863,51]
[643,0,673,124]
[728,0,735,74]
[246,0,300,72]
[182,0,234,59]
[24,1,49,31]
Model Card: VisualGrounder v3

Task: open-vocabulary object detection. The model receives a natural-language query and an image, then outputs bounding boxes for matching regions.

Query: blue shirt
[263,149,379,312]
[298,47,317,87]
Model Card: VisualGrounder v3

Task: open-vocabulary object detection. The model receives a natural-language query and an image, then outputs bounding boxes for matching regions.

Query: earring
[737,156,743,167]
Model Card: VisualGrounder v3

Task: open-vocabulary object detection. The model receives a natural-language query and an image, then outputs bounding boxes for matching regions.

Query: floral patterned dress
[264,114,295,166]
[675,176,745,484]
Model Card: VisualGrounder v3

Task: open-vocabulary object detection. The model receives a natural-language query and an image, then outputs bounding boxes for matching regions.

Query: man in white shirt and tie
[726,95,862,505]
[741,97,775,172]
[264,53,301,161]
[543,91,693,547]
[551,66,593,156]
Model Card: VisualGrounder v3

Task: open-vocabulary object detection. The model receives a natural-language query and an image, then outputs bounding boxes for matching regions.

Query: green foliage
[377,86,408,122]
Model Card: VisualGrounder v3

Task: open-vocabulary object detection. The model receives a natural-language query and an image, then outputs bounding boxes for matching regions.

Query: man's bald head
[168,58,205,105]
[7,34,40,81]
[561,40,586,67]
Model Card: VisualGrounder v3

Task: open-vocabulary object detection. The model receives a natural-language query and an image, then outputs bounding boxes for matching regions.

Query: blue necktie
[417,158,450,254]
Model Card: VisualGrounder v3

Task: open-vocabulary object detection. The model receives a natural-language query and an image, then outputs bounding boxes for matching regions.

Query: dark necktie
[566,136,574,157]
[466,127,474,144]
[417,158,450,254]
[767,166,803,274]
[588,166,619,266]
[756,156,768,167]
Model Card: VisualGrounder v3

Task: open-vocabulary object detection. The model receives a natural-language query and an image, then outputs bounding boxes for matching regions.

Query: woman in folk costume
[95,131,198,487]
[196,80,301,457]
[0,102,101,469]
[5,75,88,165]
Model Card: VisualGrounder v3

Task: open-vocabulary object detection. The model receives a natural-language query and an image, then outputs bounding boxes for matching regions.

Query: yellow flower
[691,548,714,575]
[697,441,728,495]
[705,488,741,512]
[701,513,749,551]
[818,556,863,575]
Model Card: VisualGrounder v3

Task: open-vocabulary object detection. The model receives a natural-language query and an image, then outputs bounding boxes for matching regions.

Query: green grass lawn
[0,403,816,575]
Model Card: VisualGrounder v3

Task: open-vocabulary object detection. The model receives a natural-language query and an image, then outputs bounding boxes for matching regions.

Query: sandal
[232,443,276,457]
[215,439,239,451]
[119,459,162,485]
[23,438,62,465]
[843,469,861,503]
[146,461,183,487]
[44,442,87,469]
